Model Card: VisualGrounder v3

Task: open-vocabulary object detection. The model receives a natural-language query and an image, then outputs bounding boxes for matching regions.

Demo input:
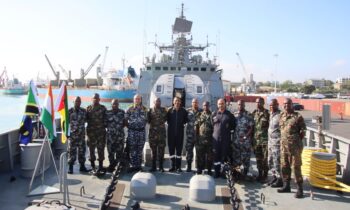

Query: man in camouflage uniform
[86,93,107,173]
[68,96,88,174]
[268,99,283,187]
[212,98,235,178]
[105,99,125,172]
[195,101,213,175]
[278,98,306,198]
[126,94,148,172]
[252,97,270,182]
[185,98,202,172]
[233,100,254,177]
[148,97,167,172]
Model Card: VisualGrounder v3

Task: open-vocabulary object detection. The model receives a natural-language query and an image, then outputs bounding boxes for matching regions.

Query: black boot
[196,167,203,175]
[176,158,182,172]
[295,183,304,198]
[186,161,192,172]
[80,164,89,172]
[207,167,213,176]
[68,164,73,174]
[271,177,283,188]
[98,160,104,171]
[149,158,157,172]
[277,180,291,193]
[107,163,115,172]
[90,161,96,170]
[214,165,221,178]
[169,157,176,172]
[159,158,164,172]
[268,175,277,186]
[256,170,264,182]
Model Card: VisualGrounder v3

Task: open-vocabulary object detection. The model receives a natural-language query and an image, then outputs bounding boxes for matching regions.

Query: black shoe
[186,161,192,172]
[295,183,304,198]
[271,178,283,188]
[90,161,96,170]
[107,165,115,173]
[80,164,89,172]
[168,166,176,172]
[177,167,183,173]
[196,169,203,175]
[207,169,213,176]
[277,181,291,193]
[68,164,73,174]
[268,175,278,186]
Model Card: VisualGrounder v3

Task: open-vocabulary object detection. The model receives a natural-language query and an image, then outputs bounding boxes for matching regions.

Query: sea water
[0,94,131,133]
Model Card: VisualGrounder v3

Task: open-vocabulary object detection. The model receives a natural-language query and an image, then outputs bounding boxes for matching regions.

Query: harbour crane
[236,52,254,93]
[96,46,109,86]
[44,54,60,82]
[58,64,72,82]
[0,66,9,87]
[80,54,101,79]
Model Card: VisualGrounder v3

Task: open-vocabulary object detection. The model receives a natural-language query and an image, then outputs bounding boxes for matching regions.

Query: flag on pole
[55,81,70,143]
[25,80,41,115]
[40,84,56,142]
[19,115,34,145]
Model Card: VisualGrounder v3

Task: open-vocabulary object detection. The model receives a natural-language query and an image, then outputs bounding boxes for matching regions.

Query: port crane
[96,46,109,86]
[44,54,60,82]
[80,54,101,79]
[0,66,9,87]
[236,52,255,93]
[58,64,72,82]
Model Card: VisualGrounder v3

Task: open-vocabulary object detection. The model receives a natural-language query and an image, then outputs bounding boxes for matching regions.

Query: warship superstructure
[137,4,224,109]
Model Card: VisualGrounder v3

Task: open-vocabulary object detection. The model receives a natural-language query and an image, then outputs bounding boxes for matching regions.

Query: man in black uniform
[167,97,187,172]
[212,98,235,178]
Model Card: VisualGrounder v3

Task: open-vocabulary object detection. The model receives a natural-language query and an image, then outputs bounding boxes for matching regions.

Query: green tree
[301,85,316,94]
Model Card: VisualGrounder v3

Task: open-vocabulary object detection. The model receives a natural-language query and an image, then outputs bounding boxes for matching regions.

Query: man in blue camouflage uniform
[167,97,187,172]
[268,99,283,187]
[68,96,88,174]
[212,98,235,178]
[185,98,202,172]
[233,100,254,177]
[86,93,107,173]
[148,97,167,172]
[278,98,306,198]
[252,97,270,182]
[195,101,213,175]
[105,99,126,172]
[126,94,148,172]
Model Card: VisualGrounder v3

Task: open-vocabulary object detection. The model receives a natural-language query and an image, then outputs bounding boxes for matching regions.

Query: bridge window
[210,68,215,72]
[201,67,206,71]
[187,67,191,71]
[171,67,176,71]
[155,66,161,70]
[156,85,162,93]
[193,67,199,71]
[147,66,151,70]
[163,67,168,70]
[178,67,181,71]
[196,86,203,94]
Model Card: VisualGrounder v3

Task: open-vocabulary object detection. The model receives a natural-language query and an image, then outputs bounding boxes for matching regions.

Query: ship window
[171,67,176,71]
[201,67,206,71]
[155,66,161,70]
[196,86,203,94]
[163,67,169,70]
[156,85,162,93]
[147,66,152,70]
[178,67,181,71]
[210,68,215,72]
[187,67,191,71]
[193,67,199,71]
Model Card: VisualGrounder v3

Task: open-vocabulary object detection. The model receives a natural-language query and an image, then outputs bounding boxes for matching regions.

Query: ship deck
[1,108,350,210]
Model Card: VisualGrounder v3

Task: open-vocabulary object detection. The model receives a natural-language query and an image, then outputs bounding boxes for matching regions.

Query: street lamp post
[274,54,278,93]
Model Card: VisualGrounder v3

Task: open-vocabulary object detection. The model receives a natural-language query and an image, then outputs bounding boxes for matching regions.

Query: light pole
[274,54,278,93]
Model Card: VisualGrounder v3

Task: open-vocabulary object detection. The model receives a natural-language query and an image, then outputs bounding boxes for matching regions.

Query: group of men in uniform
[67,93,306,199]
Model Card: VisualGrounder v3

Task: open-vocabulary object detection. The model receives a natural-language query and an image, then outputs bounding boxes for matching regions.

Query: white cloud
[334,59,347,67]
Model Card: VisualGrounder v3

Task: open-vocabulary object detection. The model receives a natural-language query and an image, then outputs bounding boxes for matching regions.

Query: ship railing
[304,126,350,184]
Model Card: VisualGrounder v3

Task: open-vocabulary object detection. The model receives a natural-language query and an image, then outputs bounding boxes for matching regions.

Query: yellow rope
[307,151,350,193]
[301,148,327,177]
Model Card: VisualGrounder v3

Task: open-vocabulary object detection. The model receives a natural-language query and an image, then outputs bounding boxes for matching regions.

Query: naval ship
[137,5,224,109]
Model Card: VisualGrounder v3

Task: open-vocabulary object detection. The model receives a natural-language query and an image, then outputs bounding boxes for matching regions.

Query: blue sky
[0,0,349,83]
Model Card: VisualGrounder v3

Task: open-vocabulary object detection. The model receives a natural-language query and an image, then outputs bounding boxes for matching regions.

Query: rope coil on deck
[301,148,327,177]
[306,151,350,193]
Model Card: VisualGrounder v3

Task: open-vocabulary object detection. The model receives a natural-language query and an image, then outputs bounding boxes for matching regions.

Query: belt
[129,128,145,132]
